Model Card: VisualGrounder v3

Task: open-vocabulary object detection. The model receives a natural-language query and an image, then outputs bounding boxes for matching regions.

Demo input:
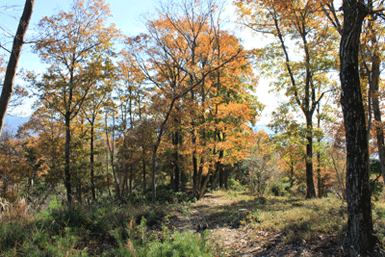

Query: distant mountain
[2,116,273,136]
[3,115,30,135]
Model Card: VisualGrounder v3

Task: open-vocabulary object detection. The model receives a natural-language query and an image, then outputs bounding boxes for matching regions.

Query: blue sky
[1,0,158,71]
[0,0,168,116]
[0,0,273,123]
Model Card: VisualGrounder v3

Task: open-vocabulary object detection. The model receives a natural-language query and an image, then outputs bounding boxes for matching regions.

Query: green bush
[0,222,28,251]
[105,216,216,257]
[45,228,88,257]
[228,178,244,191]
[20,226,49,256]
[144,231,213,257]
[38,206,89,235]
[271,178,292,196]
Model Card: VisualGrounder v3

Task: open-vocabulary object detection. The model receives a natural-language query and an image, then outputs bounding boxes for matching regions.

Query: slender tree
[236,0,338,198]
[33,0,118,204]
[0,0,34,135]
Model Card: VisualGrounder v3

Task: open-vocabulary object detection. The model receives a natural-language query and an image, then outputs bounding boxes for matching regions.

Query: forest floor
[165,190,385,256]
[2,189,385,256]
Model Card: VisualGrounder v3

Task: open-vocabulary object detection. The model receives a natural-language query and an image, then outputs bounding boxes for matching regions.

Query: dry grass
[200,191,348,244]
[0,197,35,224]
[254,197,347,239]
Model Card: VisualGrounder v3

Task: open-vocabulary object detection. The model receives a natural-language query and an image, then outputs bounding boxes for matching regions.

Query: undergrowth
[0,194,215,256]
[1,190,385,255]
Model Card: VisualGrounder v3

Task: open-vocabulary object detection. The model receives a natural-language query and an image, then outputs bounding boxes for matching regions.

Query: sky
[0,0,274,124]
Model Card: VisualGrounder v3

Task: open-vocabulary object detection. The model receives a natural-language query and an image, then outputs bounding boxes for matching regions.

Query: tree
[17,106,65,187]
[0,0,34,135]
[115,49,151,196]
[269,104,307,189]
[339,0,375,254]
[188,31,260,199]
[80,70,115,201]
[236,0,338,198]
[246,130,281,197]
[359,0,385,183]
[33,0,118,204]
[127,0,245,203]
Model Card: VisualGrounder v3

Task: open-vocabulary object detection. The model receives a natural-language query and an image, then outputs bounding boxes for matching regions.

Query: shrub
[108,218,215,257]
[145,231,213,257]
[228,178,244,191]
[0,222,27,251]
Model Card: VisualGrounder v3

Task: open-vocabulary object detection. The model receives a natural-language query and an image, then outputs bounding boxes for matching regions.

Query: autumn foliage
[0,0,381,225]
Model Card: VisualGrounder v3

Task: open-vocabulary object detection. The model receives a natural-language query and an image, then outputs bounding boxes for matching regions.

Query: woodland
[1,0,385,256]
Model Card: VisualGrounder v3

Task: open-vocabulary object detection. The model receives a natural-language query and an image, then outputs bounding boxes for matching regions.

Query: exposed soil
[168,193,385,257]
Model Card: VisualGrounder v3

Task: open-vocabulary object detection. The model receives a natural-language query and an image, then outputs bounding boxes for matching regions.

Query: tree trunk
[0,0,34,135]
[129,175,133,195]
[317,106,323,198]
[142,159,146,193]
[192,147,198,195]
[106,110,120,201]
[340,1,375,254]
[367,11,385,184]
[151,146,157,203]
[173,131,180,192]
[170,166,174,188]
[77,185,82,204]
[191,91,198,196]
[181,168,186,192]
[90,122,96,200]
[224,166,229,189]
[212,149,223,190]
[317,152,322,198]
[305,117,316,198]
[198,174,210,200]
[64,112,72,205]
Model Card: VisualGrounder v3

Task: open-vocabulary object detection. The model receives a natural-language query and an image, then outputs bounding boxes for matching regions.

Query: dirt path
[168,192,384,257]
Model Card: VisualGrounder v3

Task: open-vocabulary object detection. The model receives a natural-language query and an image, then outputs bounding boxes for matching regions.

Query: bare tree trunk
[367,9,385,184]
[90,122,96,200]
[172,130,180,192]
[151,146,157,203]
[317,106,323,198]
[129,173,133,195]
[105,109,120,200]
[340,1,375,254]
[0,0,34,135]
[64,112,72,205]
[305,116,316,198]
[142,159,146,193]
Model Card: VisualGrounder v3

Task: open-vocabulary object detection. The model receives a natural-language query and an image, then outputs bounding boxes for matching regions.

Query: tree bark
[172,130,180,192]
[90,121,96,200]
[0,0,34,135]
[142,159,146,193]
[64,112,72,204]
[340,1,375,254]
[305,116,316,198]
[151,146,157,203]
[367,6,385,184]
